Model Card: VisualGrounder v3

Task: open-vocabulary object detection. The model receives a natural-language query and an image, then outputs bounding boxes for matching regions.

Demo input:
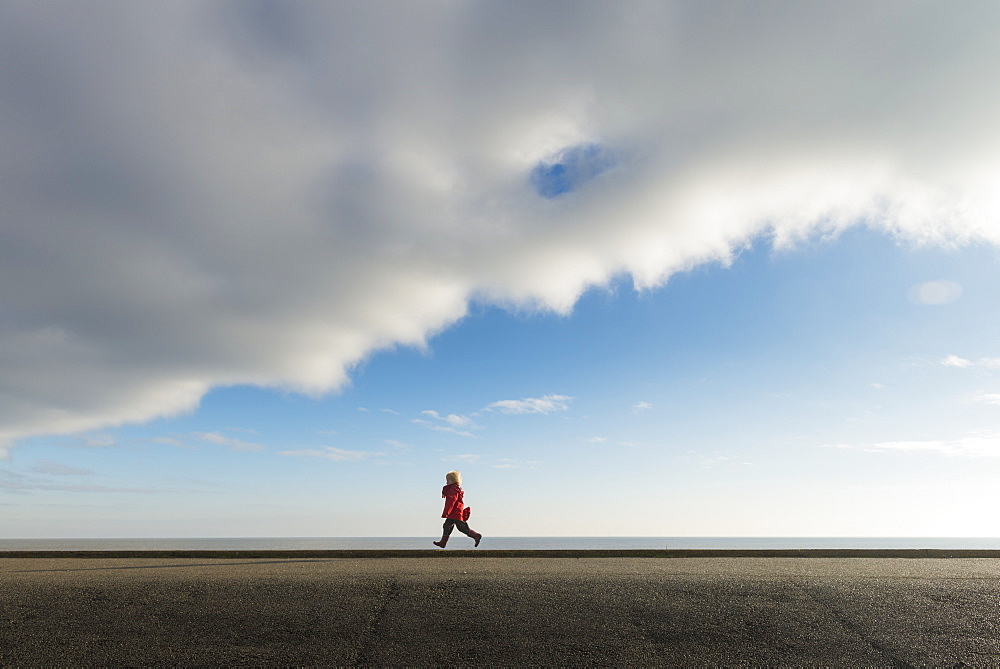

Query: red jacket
[441,483,465,520]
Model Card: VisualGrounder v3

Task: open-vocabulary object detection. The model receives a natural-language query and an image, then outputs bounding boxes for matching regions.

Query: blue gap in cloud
[530,143,617,199]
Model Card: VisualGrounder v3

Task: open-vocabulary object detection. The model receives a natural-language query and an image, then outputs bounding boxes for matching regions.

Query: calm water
[3,537,1000,551]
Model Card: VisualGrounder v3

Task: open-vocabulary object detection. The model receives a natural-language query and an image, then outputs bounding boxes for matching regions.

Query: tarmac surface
[3,551,1000,666]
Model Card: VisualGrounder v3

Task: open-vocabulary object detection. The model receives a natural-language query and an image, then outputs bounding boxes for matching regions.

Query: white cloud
[492,458,540,470]
[586,436,607,443]
[421,410,476,428]
[277,446,379,462]
[487,395,574,415]
[837,431,1000,458]
[631,401,652,414]
[972,393,1000,406]
[3,3,1000,450]
[412,423,478,438]
[194,431,264,452]
[414,411,481,438]
[908,280,963,306]
[942,356,1000,370]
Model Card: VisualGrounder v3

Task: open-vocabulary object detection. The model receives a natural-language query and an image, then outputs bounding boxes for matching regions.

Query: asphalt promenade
[4,551,1000,666]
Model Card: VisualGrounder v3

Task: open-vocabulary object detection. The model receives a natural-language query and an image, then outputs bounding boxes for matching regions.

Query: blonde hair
[446,470,462,486]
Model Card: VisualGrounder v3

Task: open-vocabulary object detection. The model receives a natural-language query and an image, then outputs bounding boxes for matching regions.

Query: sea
[3,537,1000,551]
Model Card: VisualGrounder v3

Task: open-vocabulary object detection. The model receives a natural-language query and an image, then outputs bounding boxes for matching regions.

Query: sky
[3,1,1000,538]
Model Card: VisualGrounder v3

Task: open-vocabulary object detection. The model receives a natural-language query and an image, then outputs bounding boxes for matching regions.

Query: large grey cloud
[2,0,999,456]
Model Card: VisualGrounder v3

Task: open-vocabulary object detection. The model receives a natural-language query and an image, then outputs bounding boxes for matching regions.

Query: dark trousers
[442,518,475,537]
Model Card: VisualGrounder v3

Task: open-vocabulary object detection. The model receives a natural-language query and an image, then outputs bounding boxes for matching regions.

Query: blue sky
[3,2,1000,538]
[6,228,1000,538]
